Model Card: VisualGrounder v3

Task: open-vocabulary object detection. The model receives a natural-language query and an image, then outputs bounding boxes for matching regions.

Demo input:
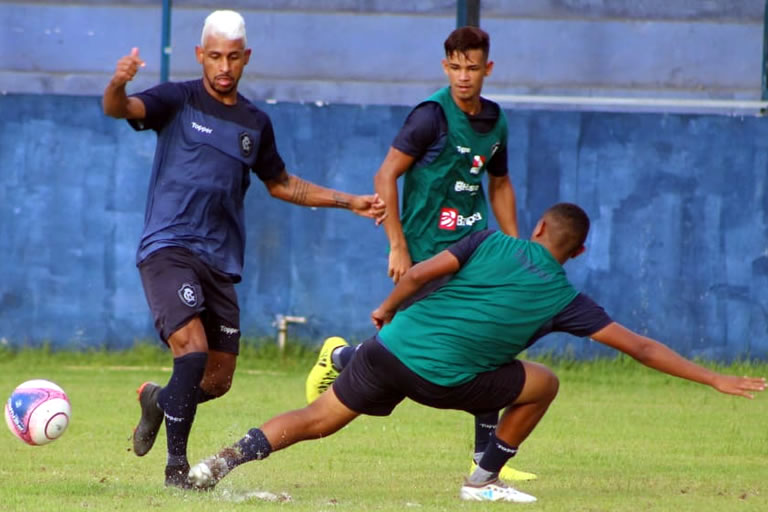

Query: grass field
[1,345,767,512]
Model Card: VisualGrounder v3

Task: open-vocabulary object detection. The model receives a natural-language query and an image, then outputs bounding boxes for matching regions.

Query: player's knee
[523,362,559,404]
[541,371,559,403]
[207,382,231,398]
[203,375,233,398]
[168,334,207,354]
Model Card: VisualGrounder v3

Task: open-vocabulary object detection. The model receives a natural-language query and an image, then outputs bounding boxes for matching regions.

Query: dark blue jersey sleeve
[446,229,496,266]
[128,81,187,132]
[391,100,508,176]
[527,293,613,346]
[252,115,285,181]
[551,293,613,336]
[391,102,444,161]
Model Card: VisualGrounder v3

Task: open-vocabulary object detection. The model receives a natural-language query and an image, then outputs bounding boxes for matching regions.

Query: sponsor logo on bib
[439,208,458,230]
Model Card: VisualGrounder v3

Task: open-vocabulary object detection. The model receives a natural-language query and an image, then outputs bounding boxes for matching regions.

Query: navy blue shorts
[333,337,526,416]
[138,246,240,354]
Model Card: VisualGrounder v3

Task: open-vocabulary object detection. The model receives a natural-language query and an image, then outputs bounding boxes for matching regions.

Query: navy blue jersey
[129,79,285,280]
[392,99,508,177]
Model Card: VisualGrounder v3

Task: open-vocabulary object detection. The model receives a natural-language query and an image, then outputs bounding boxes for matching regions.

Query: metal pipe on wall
[161,0,172,82]
[456,0,481,28]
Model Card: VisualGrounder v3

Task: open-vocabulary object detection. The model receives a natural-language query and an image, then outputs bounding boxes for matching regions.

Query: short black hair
[543,203,590,255]
[444,26,490,60]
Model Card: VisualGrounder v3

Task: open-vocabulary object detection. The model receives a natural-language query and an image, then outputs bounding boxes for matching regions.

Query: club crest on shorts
[177,283,198,308]
[239,132,253,158]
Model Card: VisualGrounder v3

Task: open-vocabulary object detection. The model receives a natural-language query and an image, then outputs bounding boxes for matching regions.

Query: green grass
[1,346,768,511]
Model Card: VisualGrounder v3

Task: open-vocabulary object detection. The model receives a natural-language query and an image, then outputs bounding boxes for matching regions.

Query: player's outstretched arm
[374,147,416,283]
[591,322,766,398]
[103,47,146,119]
[371,250,460,328]
[265,169,386,223]
[488,174,519,238]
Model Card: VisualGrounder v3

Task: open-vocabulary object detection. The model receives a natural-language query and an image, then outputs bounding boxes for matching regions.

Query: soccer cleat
[470,460,538,481]
[165,463,192,489]
[305,336,348,403]
[459,478,537,503]
[132,381,164,457]
[188,449,239,490]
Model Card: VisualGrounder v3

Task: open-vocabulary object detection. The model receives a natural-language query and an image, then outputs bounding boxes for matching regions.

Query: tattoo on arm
[290,177,310,204]
[332,192,350,208]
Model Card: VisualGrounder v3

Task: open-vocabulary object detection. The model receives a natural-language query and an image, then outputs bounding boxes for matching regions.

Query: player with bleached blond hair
[103,9,386,487]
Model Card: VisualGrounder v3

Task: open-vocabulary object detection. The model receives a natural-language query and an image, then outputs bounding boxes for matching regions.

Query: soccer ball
[4,379,71,446]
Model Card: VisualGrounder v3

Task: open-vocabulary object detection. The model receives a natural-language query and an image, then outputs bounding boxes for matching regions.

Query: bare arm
[373,147,416,283]
[371,249,460,329]
[264,169,386,221]
[488,173,518,238]
[591,322,766,398]
[103,47,147,119]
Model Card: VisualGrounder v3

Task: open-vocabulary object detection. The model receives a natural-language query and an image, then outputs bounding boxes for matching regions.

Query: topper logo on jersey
[470,155,486,175]
[239,132,253,157]
[439,208,458,230]
[191,121,213,134]
[456,145,471,154]
[177,283,198,308]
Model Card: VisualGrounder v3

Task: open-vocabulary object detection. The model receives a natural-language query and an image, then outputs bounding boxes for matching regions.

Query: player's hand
[111,47,145,87]
[371,307,395,330]
[711,375,766,398]
[349,193,387,225]
[388,247,412,284]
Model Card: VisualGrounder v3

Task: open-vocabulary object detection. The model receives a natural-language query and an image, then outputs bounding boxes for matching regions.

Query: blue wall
[1,94,767,360]
[0,1,763,104]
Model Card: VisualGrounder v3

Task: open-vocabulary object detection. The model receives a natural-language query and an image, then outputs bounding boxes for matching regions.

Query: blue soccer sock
[226,428,273,470]
[469,432,518,484]
[157,351,208,467]
[473,411,499,462]
[196,388,217,404]
[331,345,359,371]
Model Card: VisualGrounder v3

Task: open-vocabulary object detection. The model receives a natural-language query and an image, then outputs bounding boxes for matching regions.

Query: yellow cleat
[470,461,538,482]
[305,336,349,403]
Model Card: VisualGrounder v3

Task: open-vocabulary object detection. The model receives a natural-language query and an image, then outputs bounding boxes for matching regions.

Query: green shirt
[379,232,578,386]
[401,87,508,262]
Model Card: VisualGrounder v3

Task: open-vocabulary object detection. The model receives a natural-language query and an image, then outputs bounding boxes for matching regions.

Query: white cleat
[187,454,232,490]
[459,478,537,503]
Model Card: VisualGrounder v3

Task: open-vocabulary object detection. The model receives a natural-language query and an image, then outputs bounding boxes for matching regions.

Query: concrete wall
[0,1,764,106]
[1,94,767,360]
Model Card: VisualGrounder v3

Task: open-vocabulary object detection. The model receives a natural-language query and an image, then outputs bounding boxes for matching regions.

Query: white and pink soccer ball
[4,379,71,446]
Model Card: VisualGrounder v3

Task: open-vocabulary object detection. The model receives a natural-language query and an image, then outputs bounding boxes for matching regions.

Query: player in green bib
[305,25,532,481]
[398,84,508,263]
[378,229,578,387]
[188,203,765,502]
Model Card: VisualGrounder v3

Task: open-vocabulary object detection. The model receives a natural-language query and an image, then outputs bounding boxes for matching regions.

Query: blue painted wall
[1,94,766,360]
[0,1,763,104]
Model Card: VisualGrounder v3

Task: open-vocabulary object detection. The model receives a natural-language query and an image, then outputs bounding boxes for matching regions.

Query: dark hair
[444,26,490,60]
[543,203,590,255]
